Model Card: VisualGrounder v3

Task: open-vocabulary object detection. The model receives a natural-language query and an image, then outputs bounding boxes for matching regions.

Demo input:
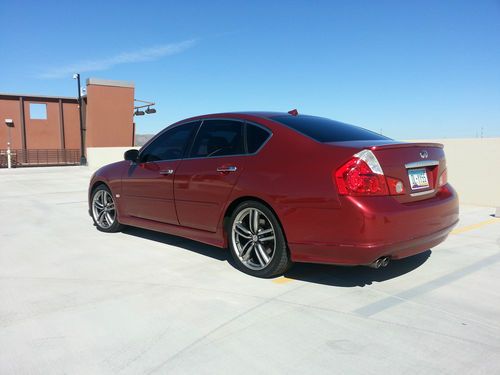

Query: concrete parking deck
[1,167,499,374]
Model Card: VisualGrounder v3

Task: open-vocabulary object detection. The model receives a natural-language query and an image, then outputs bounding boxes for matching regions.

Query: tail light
[438,169,447,187]
[334,150,405,196]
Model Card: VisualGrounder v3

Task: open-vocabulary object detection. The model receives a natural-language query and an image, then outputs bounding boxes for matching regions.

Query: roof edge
[86,78,134,88]
[0,92,77,101]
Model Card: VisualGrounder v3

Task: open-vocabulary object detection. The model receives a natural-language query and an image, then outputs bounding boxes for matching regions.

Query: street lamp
[73,73,87,165]
[134,99,157,116]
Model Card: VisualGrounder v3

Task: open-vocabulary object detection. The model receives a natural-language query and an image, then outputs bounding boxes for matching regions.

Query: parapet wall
[407,138,500,207]
[87,137,500,208]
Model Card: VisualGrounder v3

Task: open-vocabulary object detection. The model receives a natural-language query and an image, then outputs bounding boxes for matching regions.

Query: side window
[246,123,271,153]
[140,122,199,162]
[190,120,244,158]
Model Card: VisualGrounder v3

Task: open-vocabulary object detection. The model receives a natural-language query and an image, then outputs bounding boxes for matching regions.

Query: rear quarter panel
[223,117,354,244]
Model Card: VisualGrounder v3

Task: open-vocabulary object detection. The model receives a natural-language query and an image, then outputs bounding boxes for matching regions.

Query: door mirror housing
[124,149,139,162]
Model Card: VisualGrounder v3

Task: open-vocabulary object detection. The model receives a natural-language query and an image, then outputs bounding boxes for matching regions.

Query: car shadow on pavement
[121,227,431,287]
[122,226,231,263]
[284,250,432,287]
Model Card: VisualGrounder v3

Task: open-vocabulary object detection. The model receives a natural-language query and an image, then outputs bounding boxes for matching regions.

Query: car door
[121,121,200,224]
[174,119,247,232]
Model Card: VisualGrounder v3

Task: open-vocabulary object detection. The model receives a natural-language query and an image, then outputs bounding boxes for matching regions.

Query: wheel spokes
[258,235,275,242]
[235,223,252,238]
[256,243,270,264]
[239,240,254,260]
[97,210,106,226]
[258,228,273,236]
[250,209,260,233]
[232,207,276,271]
[105,212,114,225]
[93,190,115,229]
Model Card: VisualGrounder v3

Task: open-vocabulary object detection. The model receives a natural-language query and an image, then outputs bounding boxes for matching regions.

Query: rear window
[246,123,271,153]
[271,115,390,142]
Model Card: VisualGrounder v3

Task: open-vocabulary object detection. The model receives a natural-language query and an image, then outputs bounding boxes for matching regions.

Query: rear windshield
[271,115,391,142]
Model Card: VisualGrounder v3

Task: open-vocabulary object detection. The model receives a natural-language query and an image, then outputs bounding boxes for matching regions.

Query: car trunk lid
[327,140,447,203]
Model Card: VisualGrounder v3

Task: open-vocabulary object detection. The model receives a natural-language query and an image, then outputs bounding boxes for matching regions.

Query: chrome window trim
[405,160,439,169]
[410,189,436,197]
[137,117,273,164]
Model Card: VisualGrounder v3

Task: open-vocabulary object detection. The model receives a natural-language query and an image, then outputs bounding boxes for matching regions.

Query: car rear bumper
[289,219,458,265]
[288,184,459,265]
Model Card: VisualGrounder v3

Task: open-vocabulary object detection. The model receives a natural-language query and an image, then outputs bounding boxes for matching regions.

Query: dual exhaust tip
[368,256,390,269]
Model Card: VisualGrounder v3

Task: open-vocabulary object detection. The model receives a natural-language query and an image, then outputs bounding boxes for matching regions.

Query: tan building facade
[0,78,135,167]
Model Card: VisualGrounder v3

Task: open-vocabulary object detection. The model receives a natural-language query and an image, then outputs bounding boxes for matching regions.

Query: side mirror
[124,149,139,162]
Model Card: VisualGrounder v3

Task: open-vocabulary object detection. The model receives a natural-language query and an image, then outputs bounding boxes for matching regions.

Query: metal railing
[0,149,81,168]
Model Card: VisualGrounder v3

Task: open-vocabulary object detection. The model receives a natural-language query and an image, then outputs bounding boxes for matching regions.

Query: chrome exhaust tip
[368,257,390,269]
[368,258,383,269]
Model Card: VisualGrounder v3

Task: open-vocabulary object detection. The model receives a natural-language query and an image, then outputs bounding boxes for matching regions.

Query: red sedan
[88,111,459,277]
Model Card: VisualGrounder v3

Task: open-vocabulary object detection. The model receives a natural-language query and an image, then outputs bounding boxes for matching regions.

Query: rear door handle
[159,169,174,175]
[216,166,238,173]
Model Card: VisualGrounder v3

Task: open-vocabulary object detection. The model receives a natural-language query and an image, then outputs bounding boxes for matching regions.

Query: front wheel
[228,201,292,278]
[91,185,123,233]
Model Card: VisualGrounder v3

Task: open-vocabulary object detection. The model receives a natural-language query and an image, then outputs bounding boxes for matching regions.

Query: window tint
[140,122,199,162]
[271,115,391,142]
[246,123,271,153]
[190,120,244,158]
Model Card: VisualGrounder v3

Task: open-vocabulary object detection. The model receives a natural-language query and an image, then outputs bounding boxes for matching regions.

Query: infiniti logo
[420,150,429,159]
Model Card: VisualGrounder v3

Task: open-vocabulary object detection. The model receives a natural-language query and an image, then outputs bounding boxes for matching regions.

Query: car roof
[178,111,296,123]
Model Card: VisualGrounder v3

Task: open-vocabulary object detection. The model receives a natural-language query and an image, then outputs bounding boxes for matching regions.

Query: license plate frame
[408,168,430,190]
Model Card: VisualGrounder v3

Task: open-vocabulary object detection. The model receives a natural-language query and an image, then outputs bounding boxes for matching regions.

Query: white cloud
[38,39,196,79]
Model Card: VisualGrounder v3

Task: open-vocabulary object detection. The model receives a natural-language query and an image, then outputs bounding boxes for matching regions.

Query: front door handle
[216,166,238,173]
[159,169,174,175]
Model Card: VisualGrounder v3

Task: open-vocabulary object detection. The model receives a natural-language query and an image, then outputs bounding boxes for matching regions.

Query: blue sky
[1,0,499,138]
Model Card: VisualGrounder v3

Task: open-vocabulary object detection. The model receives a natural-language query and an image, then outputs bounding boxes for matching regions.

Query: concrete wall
[87,138,500,208]
[87,147,139,170]
[408,138,500,207]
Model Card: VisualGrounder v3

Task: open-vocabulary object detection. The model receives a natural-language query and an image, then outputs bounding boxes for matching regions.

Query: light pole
[73,73,87,165]
[4,119,13,169]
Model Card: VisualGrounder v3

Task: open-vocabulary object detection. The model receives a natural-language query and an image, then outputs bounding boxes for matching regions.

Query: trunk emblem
[420,150,429,159]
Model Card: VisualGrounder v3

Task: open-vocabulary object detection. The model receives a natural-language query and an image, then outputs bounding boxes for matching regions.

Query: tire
[90,185,124,233]
[228,200,292,277]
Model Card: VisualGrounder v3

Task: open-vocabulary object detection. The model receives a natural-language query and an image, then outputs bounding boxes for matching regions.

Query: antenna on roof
[288,109,299,116]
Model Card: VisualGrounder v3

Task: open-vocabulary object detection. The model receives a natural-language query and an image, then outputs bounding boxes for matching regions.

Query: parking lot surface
[1,166,499,374]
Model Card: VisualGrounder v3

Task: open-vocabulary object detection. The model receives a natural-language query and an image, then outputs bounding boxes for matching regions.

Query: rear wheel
[91,185,123,233]
[228,201,292,277]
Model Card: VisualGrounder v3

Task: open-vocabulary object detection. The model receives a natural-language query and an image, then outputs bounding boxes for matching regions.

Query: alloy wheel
[231,207,276,270]
[92,189,116,229]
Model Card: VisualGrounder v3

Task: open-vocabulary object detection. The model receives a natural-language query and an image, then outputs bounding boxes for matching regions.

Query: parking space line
[272,276,294,284]
[451,218,499,235]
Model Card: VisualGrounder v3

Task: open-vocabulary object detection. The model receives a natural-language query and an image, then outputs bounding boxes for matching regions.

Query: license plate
[408,168,429,190]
